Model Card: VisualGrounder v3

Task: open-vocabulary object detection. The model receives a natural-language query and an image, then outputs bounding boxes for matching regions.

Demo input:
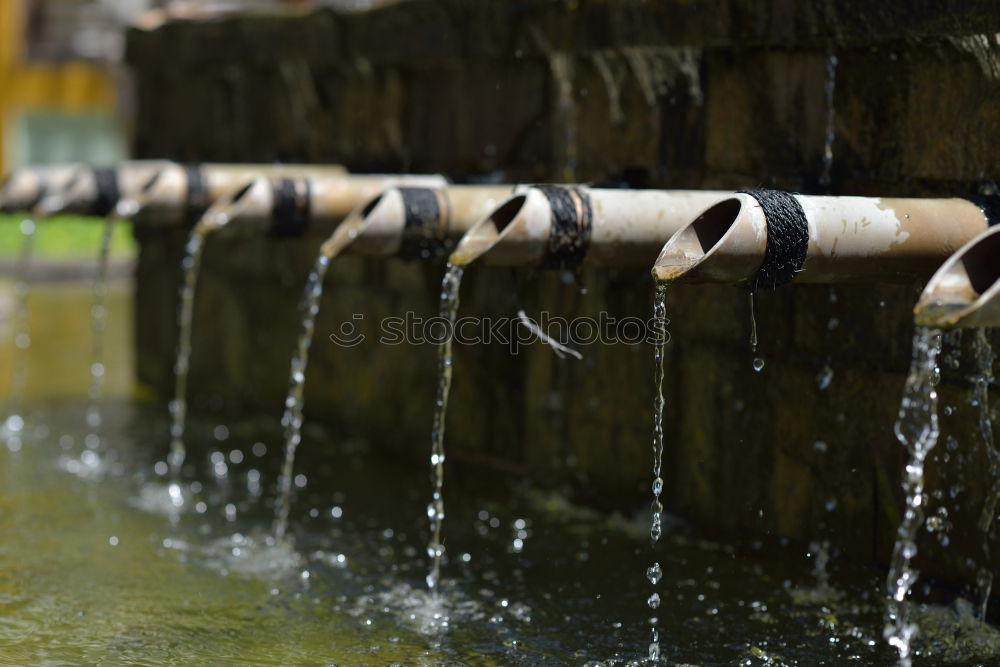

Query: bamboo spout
[0,163,123,215]
[133,163,446,229]
[449,186,730,269]
[653,192,992,285]
[913,225,1000,329]
[321,184,515,259]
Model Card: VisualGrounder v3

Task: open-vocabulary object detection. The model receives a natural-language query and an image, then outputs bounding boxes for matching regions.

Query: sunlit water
[426,262,464,593]
[83,214,119,451]
[4,277,1000,664]
[647,283,668,662]
[885,327,943,665]
[168,229,207,487]
[273,253,332,541]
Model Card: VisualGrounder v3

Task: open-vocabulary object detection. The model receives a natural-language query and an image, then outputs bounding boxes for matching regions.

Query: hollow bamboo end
[914,225,1000,328]
[449,192,529,267]
[652,194,765,284]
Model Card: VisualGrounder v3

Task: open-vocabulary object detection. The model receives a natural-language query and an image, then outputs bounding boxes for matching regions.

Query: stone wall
[125,0,1000,582]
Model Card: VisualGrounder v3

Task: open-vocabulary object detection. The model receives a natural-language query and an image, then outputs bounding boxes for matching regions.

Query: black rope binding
[965,193,1000,227]
[399,187,444,259]
[738,188,809,290]
[92,167,120,217]
[271,177,311,237]
[184,164,208,224]
[534,185,592,269]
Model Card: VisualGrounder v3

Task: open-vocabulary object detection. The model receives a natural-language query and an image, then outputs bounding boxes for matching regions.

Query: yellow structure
[0,0,118,174]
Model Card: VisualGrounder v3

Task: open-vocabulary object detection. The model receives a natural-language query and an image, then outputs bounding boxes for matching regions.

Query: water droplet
[753,357,765,372]
[646,562,662,585]
[647,593,661,609]
[816,365,834,390]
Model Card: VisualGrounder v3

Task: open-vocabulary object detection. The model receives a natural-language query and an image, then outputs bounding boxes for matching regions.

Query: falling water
[819,50,838,188]
[2,217,37,448]
[647,282,668,662]
[83,214,120,451]
[272,253,332,541]
[167,229,208,499]
[749,291,764,372]
[884,327,943,667]
[972,329,997,620]
[426,262,464,592]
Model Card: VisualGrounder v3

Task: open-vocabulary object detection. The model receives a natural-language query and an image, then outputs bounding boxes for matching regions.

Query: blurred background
[0,0,399,175]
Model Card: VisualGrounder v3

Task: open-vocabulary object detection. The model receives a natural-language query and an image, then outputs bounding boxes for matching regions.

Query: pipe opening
[232,181,256,203]
[690,198,742,254]
[361,193,384,218]
[489,195,527,233]
[960,231,1000,295]
[141,169,164,194]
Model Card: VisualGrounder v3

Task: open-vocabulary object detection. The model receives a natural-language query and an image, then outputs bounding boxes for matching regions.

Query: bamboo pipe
[319,184,517,260]
[652,192,992,285]
[0,163,98,214]
[0,161,352,219]
[913,225,1000,329]
[133,163,444,229]
[448,186,730,268]
[176,172,452,241]
[0,161,176,216]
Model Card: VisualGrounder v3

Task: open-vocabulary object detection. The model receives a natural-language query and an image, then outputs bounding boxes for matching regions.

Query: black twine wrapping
[399,187,445,259]
[739,188,809,290]
[92,167,120,217]
[184,164,208,224]
[271,177,311,237]
[534,185,592,269]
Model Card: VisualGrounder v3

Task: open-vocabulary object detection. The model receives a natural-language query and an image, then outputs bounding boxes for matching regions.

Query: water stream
[167,228,208,498]
[270,212,368,542]
[272,253,332,541]
[973,329,997,620]
[426,262,464,592]
[884,326,943,666]
[83,213,121,452]
[647,282,668,662]
[2,217,37,449]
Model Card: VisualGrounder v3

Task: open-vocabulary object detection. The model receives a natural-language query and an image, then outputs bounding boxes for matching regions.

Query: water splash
[647,282,668,663]
[884,327,943,666]
[3,217,36,450]
[749,291,764,372]
[272,253,332,541]
[167,228,207,494]
[426,262,464,592]
[819,49,838,188]
[972,329,997,620]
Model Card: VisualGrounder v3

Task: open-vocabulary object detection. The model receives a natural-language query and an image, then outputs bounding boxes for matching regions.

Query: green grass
[0,214,137,260]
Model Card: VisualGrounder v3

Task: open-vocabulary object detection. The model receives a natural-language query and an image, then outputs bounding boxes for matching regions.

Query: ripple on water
[162,532,303,579]
[350,581,489,636]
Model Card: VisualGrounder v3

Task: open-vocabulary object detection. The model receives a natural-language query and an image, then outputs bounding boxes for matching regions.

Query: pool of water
[2,276,1000,665]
